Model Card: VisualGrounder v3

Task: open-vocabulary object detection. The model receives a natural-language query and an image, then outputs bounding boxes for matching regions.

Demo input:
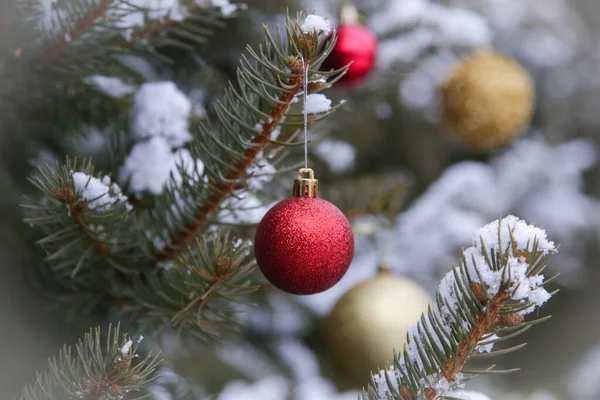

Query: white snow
[107,0,187,40]
[170,148,205,187]
[304,94,332,114]
[217,376,290,400]
[29,149,58,172]
[448,391,493,400]
[36,0,69,38]
[218,193,273,224]
[424,4,492,48]
[370,216,555,398]
[246,155,276,190]
[301,15,331,35]
[473,215,555,256]
[72,172,132,212]
[197,0,245,17]
[130,81,193,148]
[372,368,400,398]
[243,291,311,336]
[372,2,491,70]
[386,136,599,286]
[83,75,136,98]
[369,0,427,35]
[119,137,204,197]
[274,339,320,382]
[477,334,499,353]
[120,339,133,355]
[314,139,356,173]
[460,0,581,68]
[216,342,283,381]
[568,345,600,399]
[215,342,359,400]
[119,138,174,196]
[398,50,460,110]
[147,366,201,399]
[67,126,107,155]
[292,376,359,400]
[463,216,555,312]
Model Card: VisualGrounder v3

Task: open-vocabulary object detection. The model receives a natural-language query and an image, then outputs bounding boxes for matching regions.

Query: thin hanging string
[301,56,309,169]
[303,2,313,170]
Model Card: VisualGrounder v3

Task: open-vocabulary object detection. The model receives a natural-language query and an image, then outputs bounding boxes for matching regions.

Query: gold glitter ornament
[323,269,432,386]
[440,50,535,151]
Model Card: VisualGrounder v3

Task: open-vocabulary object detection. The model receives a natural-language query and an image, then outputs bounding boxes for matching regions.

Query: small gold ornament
[440,50,535,151]
[323,268,432,386]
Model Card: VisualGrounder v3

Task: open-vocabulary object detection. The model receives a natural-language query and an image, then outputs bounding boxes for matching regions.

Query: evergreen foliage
[1,1,569,399]
[362,216,558,400]
[18,5,346,337]
[19,324,160,400]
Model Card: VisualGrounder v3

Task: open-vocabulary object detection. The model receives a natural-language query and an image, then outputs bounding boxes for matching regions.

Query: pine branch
[19,323,161,400]
[154,73,301,261]
[22,13,345,336]
[363,216,558,400]
[22,159,149,288]
[153,14,344,262]
[2,0,116,84]
[440,285,510,384]
[129,1,221,43]
[126,231,257,337]
[2,0,228,87]
[40,0,113,66]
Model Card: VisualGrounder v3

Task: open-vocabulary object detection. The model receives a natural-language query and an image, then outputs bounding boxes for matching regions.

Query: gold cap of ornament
[440,49,535,151]
[293,168,318,198]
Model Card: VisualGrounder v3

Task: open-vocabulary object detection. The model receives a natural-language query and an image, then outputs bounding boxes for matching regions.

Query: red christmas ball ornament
[254,168,354,295]
[322,4,377,85]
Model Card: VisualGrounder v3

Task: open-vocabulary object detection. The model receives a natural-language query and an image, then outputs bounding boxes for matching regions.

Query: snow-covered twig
[364,216,558,400]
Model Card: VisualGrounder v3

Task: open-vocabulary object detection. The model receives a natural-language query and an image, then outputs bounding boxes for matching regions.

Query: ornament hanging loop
[340,0,359,24]
[293,168,319,198]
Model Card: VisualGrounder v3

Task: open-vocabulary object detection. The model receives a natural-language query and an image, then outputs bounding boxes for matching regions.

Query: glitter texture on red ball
[254,197,354,295]
[323,24,377,85]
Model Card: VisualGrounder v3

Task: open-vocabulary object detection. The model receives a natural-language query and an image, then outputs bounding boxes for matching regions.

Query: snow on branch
[152,12,347,262]
[363,216,558,400]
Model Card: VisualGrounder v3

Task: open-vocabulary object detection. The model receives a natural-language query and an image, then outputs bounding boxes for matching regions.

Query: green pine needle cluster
[362,217,558,400]
[19,324,160,400]
[18,6,346,337]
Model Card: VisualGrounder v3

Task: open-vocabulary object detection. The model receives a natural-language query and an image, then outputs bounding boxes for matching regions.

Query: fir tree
[1,1,597,399]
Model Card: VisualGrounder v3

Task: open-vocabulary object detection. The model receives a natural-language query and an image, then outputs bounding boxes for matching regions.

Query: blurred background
[2,0,600,398]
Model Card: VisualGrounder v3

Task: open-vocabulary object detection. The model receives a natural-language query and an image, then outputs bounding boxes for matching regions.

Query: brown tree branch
[442,286,510,382]
[0,0,113,83]
[52,187,116,261]
[154,66,308,262]
[42,0,114,66]
[108,1,201,45]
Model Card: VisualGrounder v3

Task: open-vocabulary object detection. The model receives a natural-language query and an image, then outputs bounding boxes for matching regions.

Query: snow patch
[83,75,136,98]
[72,172,132,211]
[448,391,493,400]
[304,94,332,114]
[315,139,356,173]
[130,81,192,148]
[301,15,331,35]
[120,339,133,355]
[119,137,204,197]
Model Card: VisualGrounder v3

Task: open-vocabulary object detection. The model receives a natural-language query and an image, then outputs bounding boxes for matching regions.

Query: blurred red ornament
[322,5,377,86]
[254,169,354,295]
